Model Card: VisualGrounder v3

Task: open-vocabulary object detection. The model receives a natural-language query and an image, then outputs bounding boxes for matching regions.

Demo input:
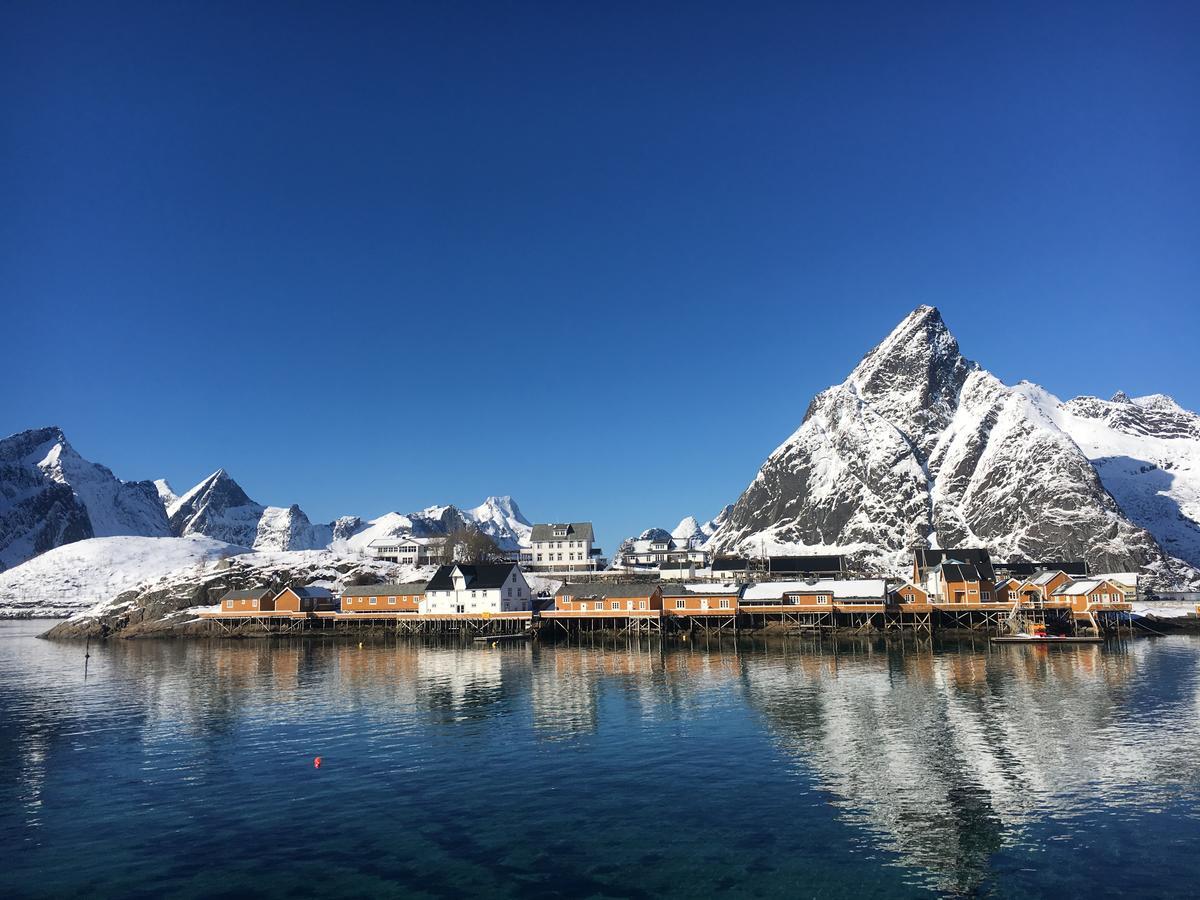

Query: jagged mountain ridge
[708,306,1199,585]
[0,427,170,571]
[0,429,533,570]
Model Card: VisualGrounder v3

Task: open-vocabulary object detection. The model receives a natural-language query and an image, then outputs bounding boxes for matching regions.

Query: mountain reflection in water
[1,622,1198,899]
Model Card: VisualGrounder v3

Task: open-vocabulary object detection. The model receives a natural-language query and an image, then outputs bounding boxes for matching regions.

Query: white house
[419,563,532,614]
[523,523,604,571]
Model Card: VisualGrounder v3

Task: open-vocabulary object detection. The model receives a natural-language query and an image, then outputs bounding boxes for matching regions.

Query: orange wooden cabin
[273,586,337,613]
[555,583,663,612]
[661,586,740,615]
[1049,578,1134,613]
[890,583,929,606]
[217,589,275,615]
[340,582,426,613]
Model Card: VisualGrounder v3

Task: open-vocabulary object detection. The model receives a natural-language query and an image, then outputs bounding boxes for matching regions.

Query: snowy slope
[0,535,246,618]
[1054,393,1200,568]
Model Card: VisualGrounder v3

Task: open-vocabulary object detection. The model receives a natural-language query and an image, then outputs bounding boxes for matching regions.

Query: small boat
[990,634,1104,644]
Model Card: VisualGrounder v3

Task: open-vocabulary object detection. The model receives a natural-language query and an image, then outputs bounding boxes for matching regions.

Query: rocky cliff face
[0,427,170,570]
[711,307,1198,585]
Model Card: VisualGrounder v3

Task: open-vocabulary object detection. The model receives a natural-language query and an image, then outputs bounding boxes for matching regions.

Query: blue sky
[3,1,1198,548]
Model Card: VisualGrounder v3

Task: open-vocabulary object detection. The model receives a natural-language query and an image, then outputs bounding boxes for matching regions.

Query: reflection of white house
[420,563,532,614]
[367,536,446,566]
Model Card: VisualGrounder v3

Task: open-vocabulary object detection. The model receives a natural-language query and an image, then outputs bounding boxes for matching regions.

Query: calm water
[1,623,1198,899]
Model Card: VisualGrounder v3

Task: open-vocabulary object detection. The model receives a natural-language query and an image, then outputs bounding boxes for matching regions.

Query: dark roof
[530,522,595,543]
[936,563,988,583]
[711,557,752,571]
[558,582,660,599]
[767,555,844,573]
[994,560,1089,577]
[426,564,519,591]
[915,548,994,580]
[219,589,271,601]
[341,582,427,597]
[290,586,333,599]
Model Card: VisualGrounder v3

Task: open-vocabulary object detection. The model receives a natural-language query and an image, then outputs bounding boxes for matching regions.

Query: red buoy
[314,756,322,769]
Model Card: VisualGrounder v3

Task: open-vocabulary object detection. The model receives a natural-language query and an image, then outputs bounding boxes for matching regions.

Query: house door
[953,591,965,603]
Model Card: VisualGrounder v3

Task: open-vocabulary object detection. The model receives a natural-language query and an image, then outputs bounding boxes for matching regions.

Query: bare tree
[439,527,503,564]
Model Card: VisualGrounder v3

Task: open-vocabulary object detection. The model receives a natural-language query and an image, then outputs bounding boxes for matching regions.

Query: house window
[639,600,647,610]
[388,597,397,605]
[720,599,731,609]
[369,597,377,606]
[816,597,829,605]
[226,599,233,608]
[507,588,513,598]
[981,592,990,601]
[610,601,619,610]
[675,599,686,609]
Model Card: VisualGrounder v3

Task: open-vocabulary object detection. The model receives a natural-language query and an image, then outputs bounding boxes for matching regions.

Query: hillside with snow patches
[695,306,1200,587]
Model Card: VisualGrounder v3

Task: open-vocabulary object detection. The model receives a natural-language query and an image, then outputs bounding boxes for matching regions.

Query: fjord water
[1,623,1198,899]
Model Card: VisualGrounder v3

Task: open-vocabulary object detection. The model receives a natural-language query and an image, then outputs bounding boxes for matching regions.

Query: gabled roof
[932,562,989,583]
[218,589,271,601]
[288,586,333,599]
[1031,570,1068,586]
[558,582,660,599]
[915,548,994,580]
[340,582,428,597]
[1052,578,1125,596]
[531,522,595,543]
[426,564,519,591]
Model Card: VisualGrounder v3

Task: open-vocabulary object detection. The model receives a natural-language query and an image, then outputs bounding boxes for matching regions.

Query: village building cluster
[206,525,1139,636]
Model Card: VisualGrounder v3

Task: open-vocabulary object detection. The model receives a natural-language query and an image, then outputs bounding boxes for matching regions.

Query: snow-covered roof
[742,579,887,601]
[1053,579,1126,596]
[1031,570,1066,585]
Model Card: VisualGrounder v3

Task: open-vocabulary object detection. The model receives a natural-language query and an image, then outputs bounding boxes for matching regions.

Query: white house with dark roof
[524,522,604,571]
[420,563,531,614]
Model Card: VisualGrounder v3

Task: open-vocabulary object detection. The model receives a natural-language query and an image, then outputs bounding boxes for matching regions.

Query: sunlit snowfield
[1,621,1198,898]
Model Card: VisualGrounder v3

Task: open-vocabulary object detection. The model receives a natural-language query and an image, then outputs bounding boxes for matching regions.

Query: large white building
[420,563,532,614]
[523,522,604,571]
[367,536,446,566]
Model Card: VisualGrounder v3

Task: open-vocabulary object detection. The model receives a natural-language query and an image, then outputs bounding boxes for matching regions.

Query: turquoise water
[1,622,1198,898]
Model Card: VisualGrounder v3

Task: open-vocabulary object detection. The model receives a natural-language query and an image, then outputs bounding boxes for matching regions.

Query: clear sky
[4,1,1198,549]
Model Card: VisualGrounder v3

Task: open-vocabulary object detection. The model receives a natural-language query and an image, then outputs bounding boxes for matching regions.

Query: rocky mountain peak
[1110,390,1131,404]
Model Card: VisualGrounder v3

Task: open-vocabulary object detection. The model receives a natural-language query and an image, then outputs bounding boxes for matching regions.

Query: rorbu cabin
[217,589,274,615]
[340,582,426,613]
[741,579,888,611]
[555,583,663,613]
[890,583,929,607]
[924,562,997,605]
[273,586,337,613]
[661,585,741,615]
[1050,579,1134,614]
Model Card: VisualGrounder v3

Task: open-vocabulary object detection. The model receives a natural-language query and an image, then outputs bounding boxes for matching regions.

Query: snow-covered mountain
[670,507,731,547]
[709,306,1199,585]
[0,427,170,571]
[339,496,531,554]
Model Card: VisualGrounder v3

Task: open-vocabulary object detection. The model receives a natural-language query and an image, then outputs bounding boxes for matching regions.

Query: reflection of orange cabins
[217,589,275,614]
[1049,578,1134,614]
[661,585,741,615]
[555,583,662,612]
[273,586,337,613]
[340,581,426,613]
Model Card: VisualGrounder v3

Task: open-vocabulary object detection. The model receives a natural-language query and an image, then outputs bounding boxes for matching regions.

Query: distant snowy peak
[468,495,532,550]
[0,427,170,570]
[154,479,178,508]
[1062,393,1200,441]
[167,469,265,548]
[671,507,731,546]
